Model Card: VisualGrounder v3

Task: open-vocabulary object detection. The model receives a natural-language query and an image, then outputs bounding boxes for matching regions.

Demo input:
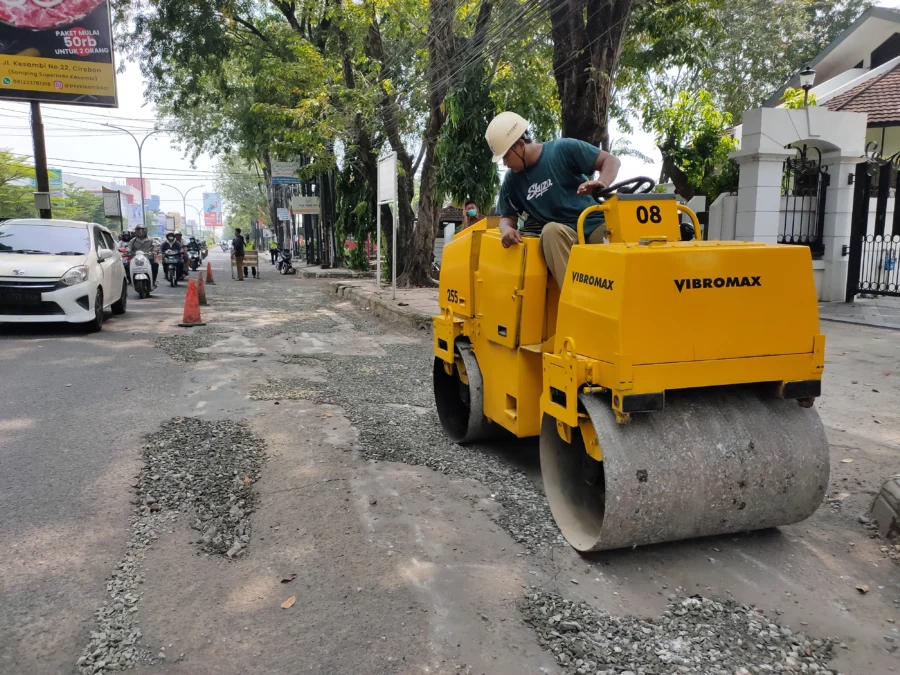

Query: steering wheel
[594,176,656,201]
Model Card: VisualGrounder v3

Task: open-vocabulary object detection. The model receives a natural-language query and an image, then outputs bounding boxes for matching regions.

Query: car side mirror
[99,248,115,261]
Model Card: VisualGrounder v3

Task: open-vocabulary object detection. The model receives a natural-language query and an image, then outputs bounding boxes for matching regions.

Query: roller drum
[540,387,830,552]
[433,344,496,444]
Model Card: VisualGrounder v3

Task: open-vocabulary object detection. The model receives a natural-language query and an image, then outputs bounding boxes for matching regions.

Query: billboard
[0,0,118,107]
[30,168,64,203]
[202,192,221,228]
[290,195,319,214]
[126,203,143,227]
[272,159,301,185]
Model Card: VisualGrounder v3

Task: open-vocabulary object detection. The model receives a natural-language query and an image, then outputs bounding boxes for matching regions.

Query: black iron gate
[846,143,900,301]
[780,146,829,257]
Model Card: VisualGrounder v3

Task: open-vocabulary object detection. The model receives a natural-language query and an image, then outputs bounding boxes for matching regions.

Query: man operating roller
[485,112,621,287]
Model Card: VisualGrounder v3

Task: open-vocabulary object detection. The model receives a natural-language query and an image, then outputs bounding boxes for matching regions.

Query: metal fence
[847,143,900,300]
[780,146,829,257]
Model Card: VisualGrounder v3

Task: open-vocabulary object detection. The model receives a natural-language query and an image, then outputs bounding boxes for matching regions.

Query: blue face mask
[466,209,477,218]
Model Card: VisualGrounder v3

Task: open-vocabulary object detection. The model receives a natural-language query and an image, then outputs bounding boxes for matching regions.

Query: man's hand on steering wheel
[577,178,607,196]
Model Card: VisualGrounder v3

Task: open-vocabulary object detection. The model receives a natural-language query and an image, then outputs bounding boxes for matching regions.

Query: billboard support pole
[30,102,51,219]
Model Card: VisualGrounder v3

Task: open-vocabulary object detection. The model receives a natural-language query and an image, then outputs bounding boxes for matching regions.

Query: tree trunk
[548,0,633,147]
[399,0,457,286]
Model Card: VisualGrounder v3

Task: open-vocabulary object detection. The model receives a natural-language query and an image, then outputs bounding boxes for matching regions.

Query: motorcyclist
[160,232,184,281]
[174,232,188,279]
[116,230,132,250]
[127,226,158,286]
[186,236,202,270]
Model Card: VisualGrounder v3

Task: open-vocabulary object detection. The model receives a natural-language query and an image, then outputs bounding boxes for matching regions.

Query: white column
[819,154,858,302]
[731,149,794,242]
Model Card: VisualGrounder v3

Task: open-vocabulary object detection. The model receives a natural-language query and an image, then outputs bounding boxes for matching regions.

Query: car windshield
[0,224,90,256]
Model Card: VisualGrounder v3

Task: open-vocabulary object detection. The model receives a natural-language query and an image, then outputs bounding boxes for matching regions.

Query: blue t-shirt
[496,138,605,237]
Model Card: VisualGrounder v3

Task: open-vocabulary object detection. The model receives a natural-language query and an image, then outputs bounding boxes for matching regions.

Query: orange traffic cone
[205,262,216,285]
[178,280,206,327]
[197,272,208,306]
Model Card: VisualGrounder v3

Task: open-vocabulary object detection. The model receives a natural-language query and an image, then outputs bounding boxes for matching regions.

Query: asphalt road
[0,264,195,673]
[2,251,898,675]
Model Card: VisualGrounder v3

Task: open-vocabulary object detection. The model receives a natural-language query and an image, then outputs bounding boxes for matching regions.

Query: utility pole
[30,102,51,219]
[161,183,204,234]
[105,125,164,228]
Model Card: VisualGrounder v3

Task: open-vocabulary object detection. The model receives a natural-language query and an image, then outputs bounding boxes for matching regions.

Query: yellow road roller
[432,178,829,553]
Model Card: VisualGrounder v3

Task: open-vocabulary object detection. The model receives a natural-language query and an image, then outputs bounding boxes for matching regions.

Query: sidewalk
[330,279,437,330]
[820,296,900,329]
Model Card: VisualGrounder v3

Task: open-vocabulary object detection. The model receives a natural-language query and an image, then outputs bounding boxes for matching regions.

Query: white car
[0,219,128,331]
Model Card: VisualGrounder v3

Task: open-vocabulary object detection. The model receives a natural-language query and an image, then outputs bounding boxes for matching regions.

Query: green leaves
[649,90,738,200]
[780,87,818,109]
[436,61,498,211]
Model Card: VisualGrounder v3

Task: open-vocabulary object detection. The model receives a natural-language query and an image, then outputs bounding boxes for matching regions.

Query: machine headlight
[61,265,90,286]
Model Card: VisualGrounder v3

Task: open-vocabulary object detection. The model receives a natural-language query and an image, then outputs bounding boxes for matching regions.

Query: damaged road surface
[1,252,898,674]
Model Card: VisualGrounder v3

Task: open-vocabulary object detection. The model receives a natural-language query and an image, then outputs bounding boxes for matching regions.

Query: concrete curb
[330,282,433,332]
[300,270,375,280]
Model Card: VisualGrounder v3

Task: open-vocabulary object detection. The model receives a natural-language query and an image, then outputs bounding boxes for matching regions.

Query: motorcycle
[119,247,133,285]
[131,250,155,299]
[163,250,182,287]
[200,245,209,259]
[188,248,202,271]
[276,248,295,275]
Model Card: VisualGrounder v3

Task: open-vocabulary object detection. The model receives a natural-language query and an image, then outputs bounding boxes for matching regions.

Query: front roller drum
[540,387,830,553]
[433,344,495,444]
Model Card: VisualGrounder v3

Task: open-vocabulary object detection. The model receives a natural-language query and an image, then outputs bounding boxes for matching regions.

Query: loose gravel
[317,338,564,553]
[520,586,842,675]
[77,418,266,673]
[250,378,322,402]
[154,334,217,362]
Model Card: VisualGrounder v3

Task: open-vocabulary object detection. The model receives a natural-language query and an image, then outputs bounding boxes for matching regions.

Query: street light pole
[161,183,204,234]
[105,125,164,229]
[186,205,204,238]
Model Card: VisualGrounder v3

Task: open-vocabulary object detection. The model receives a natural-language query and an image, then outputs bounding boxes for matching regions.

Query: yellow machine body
[434,194,825,435]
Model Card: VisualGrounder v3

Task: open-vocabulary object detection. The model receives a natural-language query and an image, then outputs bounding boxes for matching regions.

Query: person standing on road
[232,228,246,281]
[270,239,278,265]
[128,226,158,286]
[485,111,621,287]
[243,234,257,279]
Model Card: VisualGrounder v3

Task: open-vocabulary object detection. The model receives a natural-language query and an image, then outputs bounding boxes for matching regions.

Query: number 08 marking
[636,205,662,224]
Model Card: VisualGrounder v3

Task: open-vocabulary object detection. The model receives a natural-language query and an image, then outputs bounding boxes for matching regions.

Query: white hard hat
[485,111,531,163]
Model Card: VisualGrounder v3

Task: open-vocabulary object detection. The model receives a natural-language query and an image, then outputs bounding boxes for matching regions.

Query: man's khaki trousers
[539,222,605,288]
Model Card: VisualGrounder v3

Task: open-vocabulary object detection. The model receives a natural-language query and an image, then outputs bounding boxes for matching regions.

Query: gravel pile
[520,586,842,675]
[78,418,266,673]
[140,418,266,557]
[318,341,563,552]
[250,378,322,402]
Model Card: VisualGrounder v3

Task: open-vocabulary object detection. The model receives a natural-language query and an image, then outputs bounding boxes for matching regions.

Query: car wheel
[85,289,104,332]
[112,279,127,315]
